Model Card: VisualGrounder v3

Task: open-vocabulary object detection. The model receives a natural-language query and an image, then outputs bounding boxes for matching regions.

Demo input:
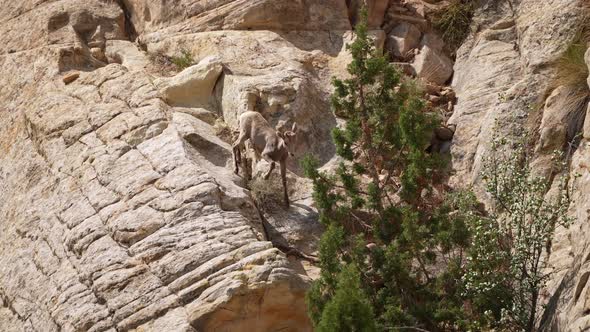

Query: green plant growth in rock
[303,9,473,331]
[463,137,573,331]
[303,8,575,332]
[171,48,195,70]
[431,0,476,55]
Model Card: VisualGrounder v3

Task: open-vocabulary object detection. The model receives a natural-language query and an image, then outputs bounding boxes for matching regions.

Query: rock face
[539,49,590,331]
[448,0,583,189]
[0,0,366,331]
[348,0,390,28]
[6,0,590,330]
[446,0,590,330]
[123,0,351,35]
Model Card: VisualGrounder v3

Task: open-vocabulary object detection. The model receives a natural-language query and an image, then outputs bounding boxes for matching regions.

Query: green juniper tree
[317,263,378,332]
[303,7,573,332]
[303,10,472,331]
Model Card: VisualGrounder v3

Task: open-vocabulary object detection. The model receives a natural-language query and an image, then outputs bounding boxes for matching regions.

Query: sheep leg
[280,161,289,208]
[251,144,261,177]
[232,146,241,174]
[232,133,248,175]
[264,162,275,180]
[243,146,252,181]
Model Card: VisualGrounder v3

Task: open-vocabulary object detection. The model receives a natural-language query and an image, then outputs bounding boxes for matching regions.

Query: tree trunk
[358,82,383,214]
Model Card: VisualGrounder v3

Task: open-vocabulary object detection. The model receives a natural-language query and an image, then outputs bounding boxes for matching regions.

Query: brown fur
[233,111,298,208]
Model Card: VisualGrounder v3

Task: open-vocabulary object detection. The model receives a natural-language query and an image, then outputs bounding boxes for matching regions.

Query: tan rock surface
[123,0,351,36]
[0,0,367,331]
[1,58,313,331]
[445,0,590,330]
[448,0,583,190]
[11,0,590,330]
[386,22,422,58]
[154,56,223,108]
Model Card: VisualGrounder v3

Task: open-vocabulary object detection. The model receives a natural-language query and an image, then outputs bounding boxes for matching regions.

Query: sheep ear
[291,122,298,133]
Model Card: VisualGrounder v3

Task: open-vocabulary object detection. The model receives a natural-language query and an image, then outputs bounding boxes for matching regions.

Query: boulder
[155,56,223,108]
[411,45,454,84]
[348,0,390,28]
[385,22,421,58]
[105,40,150,71]
[420,32,445,52]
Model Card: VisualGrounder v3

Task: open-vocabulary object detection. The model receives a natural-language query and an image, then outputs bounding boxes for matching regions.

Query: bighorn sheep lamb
[232,111,298,208]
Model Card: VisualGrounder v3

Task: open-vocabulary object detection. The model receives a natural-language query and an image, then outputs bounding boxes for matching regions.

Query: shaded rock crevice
[115,0,139,42]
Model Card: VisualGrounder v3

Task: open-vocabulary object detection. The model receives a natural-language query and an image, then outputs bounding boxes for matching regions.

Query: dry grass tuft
[431,0,475,56]
[249,175,286,211]
[554,29,589,90]
[552,25,590,148]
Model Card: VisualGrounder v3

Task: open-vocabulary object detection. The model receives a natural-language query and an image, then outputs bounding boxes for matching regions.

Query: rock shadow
[258,195,323,257]
[184,132,232,168]
[275,30,346,57]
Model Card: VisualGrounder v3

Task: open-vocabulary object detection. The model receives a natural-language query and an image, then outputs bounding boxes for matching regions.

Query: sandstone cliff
[0,0,355,330]
[2,0,590,331]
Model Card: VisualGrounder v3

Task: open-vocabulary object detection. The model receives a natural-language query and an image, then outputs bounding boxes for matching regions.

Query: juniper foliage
[303,10,472,331]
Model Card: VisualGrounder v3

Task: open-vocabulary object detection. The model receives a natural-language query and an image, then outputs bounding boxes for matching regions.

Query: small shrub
[171,48,194,70]
[249,175,285,211]
[431,0,475,55]
[463,136,573,331]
